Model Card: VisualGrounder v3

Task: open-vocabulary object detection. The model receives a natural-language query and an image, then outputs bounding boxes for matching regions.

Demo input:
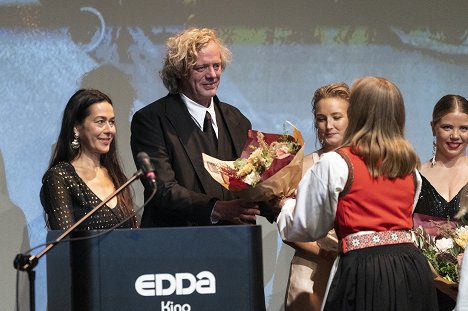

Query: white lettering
[135,271,216,297]
[175,273,196,295]
[135,274,155,296]
[196,271,216,294]
[161,301,171,311]
[161,301,191,311]
[155,273,176,296]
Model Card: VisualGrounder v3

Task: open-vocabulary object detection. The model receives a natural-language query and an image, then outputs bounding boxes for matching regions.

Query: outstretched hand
[212,199,260,225]
[258,196,288,223]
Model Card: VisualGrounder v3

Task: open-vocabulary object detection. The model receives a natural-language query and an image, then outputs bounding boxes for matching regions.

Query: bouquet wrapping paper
[413,212,467,299]
[203,123,304,202]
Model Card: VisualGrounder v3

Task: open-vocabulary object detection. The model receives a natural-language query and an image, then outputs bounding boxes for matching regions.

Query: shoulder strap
[412,171,418,193]
[335,148,353,198]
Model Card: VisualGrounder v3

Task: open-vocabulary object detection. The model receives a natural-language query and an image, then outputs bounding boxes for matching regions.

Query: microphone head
[136,152,157,189]
[136,151,149,161]
[137,152,152,172]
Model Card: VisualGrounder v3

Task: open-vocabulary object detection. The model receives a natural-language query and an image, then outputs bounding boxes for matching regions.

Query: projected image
[1,1,468,310]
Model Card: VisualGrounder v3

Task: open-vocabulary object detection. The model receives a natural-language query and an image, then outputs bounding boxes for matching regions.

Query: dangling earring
[431,136,437,167]
[71,132,80,150]
[318,134,325,146]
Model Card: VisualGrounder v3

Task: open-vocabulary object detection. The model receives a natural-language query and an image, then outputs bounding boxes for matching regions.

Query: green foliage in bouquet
[414,223,467,283]
[233,130,301,187]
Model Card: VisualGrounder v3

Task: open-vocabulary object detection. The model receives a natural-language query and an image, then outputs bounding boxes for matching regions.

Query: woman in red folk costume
[275,76,438,311]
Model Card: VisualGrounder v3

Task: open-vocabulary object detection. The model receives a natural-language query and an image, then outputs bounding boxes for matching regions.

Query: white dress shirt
[180,93,220,223]
[180,93,218,137]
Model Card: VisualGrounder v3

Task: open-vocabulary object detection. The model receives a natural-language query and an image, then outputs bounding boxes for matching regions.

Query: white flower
[455,225,468,249]
[351,239,360,247]
[243,171,261,186]
[435,237,454,252]
[391,233,398,240]
[372,235,381,243]
[456,225,468,236]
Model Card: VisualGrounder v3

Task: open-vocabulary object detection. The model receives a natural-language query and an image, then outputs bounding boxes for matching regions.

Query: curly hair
[160,27,231,93]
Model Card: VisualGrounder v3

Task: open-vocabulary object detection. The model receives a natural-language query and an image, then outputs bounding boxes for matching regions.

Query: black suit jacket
[130,93,251,227]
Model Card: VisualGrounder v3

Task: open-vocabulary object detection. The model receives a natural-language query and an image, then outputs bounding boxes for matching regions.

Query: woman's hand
[258,196,291,223]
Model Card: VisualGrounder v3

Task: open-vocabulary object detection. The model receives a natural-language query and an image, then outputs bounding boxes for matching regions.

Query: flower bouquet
[413,213,467,299]
[202,122,304,202]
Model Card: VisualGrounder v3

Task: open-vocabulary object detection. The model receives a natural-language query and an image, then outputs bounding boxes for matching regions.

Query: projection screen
[1,1,468,310]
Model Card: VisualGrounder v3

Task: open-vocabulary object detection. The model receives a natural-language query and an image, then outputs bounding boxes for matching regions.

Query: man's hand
[212,199,260,225]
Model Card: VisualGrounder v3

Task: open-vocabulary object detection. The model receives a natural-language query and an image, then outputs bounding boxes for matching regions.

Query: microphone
[13,166,146,311]
[137,152,157,189]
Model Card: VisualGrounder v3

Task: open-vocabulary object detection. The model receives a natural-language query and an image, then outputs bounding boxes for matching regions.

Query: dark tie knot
[203,111,213,133]
[203,111,218,153]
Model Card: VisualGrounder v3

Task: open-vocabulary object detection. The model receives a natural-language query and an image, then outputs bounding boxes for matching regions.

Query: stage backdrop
[1,1,468,310]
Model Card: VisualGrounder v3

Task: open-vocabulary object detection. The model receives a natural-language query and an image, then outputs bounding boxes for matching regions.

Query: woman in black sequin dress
[414,94,468,310]
[40,89,137,230]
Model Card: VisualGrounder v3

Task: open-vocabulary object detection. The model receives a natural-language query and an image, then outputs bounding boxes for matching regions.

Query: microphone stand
[13,169,144,311]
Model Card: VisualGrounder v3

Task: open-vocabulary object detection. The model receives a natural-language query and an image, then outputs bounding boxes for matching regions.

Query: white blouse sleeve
[413,170,422,212]
[277,151,348,242]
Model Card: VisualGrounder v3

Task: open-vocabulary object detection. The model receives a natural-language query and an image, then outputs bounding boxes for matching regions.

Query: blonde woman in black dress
[414,94,468,310]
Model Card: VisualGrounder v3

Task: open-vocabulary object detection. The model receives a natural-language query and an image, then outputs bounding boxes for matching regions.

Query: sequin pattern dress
[40,162,134,230]
[414,173,465,311]
[414,174,462,218]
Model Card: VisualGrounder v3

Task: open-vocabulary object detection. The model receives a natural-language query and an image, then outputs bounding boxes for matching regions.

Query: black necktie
[203,111,218,154]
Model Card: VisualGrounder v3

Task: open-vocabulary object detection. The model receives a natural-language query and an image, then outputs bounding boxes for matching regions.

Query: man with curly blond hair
[131,27,259,227]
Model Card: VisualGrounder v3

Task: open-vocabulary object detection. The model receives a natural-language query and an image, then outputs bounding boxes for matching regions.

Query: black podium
[46,225,265,311]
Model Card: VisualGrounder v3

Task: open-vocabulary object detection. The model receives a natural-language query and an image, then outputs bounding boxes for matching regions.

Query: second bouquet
[203,123,304,202]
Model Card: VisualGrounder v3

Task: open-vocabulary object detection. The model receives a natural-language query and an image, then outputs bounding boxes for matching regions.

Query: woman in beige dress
[284,82,350,311]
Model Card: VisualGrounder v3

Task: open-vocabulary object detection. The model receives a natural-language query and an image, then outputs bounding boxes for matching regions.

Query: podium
[46,225,265,311]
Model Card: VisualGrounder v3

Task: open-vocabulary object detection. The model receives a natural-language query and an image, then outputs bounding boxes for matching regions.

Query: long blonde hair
[342,76,420,178]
